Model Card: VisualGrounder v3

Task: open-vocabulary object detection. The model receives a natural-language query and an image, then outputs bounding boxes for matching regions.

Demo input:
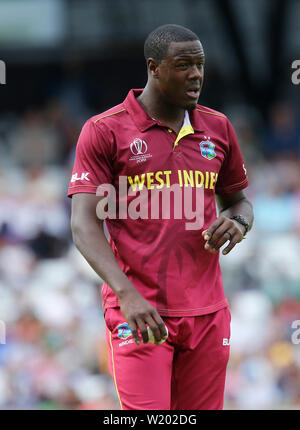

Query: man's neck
[137,86,185,134]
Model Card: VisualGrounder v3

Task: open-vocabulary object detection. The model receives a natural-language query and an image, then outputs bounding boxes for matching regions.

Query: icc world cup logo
[130,138,148,155]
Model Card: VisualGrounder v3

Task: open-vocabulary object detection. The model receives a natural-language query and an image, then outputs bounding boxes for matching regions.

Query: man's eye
[176,63,188,69]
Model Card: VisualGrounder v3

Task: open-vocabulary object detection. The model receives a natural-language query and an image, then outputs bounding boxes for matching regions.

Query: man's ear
[147,58,160,79]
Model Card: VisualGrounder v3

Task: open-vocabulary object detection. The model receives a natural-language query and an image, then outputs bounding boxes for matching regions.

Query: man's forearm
[71,220,136,300]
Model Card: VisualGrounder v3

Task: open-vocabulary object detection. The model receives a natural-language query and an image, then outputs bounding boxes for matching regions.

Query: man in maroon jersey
[68,24,254,410]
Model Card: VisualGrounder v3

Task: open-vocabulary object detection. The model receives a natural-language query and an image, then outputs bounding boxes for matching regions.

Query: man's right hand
[119,289,168,345]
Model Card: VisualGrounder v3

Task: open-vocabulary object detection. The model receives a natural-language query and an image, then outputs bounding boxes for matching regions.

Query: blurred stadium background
[0,0,300,410]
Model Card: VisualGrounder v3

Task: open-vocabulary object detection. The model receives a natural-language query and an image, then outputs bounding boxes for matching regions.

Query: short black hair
[144,24,199,62]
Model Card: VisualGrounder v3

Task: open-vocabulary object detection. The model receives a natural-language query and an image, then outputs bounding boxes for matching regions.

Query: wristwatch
[230,215,250,237]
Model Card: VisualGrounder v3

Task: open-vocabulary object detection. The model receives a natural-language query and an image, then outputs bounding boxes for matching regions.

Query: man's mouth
[186,88,200,100]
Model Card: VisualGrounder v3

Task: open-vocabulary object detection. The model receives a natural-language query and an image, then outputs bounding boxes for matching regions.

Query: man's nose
[189,64,203,80]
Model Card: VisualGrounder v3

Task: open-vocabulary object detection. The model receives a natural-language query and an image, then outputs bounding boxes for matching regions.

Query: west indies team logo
[199,136,216,160]
[117,322,132,339]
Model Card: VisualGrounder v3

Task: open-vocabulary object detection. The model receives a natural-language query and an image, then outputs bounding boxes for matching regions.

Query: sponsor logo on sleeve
[71,172,90,182]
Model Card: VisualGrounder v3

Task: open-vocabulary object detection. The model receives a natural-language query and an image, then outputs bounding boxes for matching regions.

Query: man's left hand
[202,216,245,255]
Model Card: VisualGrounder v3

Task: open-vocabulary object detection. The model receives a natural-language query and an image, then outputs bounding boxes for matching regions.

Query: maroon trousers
[105,306,231,410]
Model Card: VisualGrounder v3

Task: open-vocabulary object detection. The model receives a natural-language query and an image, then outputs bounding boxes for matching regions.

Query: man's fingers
[202,229,210,241]
[130,316,166,345]
[128,320,141,345]
[204,224,231,250]
[152,312,168,338]
[144,315,162,343]
[202,218,223,241]
[222,235,239,255]
[147,313,168,343]
[203,216,244,255]
[206,225,228,249]
[153,321,168,341]
[136,318,149,344]
[213,230,234,251]
[127,307,167,345]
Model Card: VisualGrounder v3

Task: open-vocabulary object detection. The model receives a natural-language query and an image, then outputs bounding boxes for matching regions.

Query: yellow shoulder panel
[93,108,126,123]
[196,108,226,119]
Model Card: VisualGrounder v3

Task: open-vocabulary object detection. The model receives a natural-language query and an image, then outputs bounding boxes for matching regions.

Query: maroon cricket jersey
[68,89,248,316]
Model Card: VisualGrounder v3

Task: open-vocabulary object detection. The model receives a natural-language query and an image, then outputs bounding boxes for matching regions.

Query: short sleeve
[215,119,248,194]
[67,119,114,197]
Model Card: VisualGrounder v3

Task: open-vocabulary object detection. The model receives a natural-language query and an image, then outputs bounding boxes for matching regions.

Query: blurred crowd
[0,91,300,409]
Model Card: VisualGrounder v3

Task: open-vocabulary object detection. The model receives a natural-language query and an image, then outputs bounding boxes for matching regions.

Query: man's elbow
[70,213,103,247]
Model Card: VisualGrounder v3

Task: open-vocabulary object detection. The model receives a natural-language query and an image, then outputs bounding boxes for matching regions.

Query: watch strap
[230,215,249,236]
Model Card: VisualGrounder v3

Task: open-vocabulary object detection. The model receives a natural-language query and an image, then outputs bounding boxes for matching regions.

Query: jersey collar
[173,110,194,149]
[123,89,204,133]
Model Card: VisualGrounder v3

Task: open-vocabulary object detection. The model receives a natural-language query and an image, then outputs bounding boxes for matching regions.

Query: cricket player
[68,24,254,410]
